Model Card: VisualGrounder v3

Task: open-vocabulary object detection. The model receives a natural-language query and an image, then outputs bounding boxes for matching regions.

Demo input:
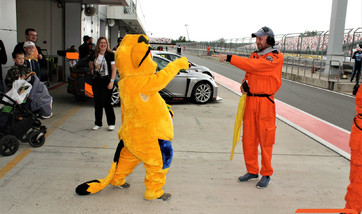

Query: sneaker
[256,176,271,189]
[92,125,101,130]
[41,112,53,119]
[157,193,171,201]
[237,173,259,182]
[108,125,115,131]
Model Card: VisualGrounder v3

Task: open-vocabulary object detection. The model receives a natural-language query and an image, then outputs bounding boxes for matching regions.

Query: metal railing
[182,27,362,62]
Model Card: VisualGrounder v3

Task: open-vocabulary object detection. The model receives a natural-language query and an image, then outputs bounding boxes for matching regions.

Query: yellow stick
[230,94,246,160]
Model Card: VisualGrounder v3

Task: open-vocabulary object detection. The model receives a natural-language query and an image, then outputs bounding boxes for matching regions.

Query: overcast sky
[137,0,362,41]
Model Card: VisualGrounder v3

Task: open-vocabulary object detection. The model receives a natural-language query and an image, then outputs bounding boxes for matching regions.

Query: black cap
[251,26,274,38]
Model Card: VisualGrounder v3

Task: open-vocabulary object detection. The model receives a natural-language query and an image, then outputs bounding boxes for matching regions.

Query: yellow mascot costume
[75,34,189,201]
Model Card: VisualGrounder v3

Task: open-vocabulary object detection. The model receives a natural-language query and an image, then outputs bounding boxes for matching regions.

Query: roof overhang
[57,0,128,6]
[117,19,145,34]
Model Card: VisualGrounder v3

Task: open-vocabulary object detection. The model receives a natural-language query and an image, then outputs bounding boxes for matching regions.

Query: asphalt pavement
[0,82,351,214]
[183,51,356,131]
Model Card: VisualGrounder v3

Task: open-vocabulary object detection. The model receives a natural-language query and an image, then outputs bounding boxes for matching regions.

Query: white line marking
[282,78,355,98]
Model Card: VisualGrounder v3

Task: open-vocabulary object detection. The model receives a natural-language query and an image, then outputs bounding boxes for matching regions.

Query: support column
[324,0,348,77]
[64,2,82,79]
[110,25,119,50]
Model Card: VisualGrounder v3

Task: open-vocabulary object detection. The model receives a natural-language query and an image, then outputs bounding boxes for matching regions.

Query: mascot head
[115,34,157,78]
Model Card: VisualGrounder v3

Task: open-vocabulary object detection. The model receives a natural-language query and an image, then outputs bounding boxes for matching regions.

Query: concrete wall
[0,1,17,80]
[16,0,63,57]
[65,3,81,51]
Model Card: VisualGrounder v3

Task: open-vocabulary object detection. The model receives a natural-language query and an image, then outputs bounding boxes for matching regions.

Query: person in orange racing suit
[344,86,362,214]
[220,26,284,188]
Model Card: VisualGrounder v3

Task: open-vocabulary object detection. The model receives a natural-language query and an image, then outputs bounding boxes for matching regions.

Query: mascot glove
[173,57,189,71]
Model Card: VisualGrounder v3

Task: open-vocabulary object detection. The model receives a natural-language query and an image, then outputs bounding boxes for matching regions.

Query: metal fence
[182,27,362,62]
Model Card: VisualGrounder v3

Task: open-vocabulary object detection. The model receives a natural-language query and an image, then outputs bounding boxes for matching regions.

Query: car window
[169,54,180,61]
[153,57,170,71]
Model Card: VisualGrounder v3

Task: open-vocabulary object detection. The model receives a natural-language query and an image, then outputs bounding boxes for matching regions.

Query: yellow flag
[230,94,246,160]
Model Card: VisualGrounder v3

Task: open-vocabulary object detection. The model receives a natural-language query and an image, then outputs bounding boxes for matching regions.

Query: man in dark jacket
[0,39,7,92]
[79,35,92,59]
[351,47,362,83]
[13,28,44,62]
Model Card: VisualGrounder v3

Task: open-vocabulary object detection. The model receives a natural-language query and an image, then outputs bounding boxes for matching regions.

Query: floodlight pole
[185,24,190,41]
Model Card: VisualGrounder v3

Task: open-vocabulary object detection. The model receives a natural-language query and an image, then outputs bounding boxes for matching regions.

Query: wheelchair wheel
[28,131,45,148]
[0,135,19,156]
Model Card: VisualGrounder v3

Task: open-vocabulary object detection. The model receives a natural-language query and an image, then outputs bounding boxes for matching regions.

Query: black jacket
[0,40,7,80]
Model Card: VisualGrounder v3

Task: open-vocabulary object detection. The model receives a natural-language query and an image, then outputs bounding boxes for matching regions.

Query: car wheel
[0,135,19,156]
[192,82,213,104]
[111,85,120,106]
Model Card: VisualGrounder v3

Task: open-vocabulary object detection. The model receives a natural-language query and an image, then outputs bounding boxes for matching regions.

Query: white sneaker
[108,125,115,131]
[41,112,53,119]
[92,125,101,130]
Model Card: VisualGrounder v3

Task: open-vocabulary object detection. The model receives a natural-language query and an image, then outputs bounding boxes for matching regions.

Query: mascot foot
[115,182,130,189]
[157,193,171,201]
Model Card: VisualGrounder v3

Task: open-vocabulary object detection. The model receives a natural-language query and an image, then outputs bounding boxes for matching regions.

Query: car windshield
[153,56,170,70]
[161,53,196,66]
[168,54,179,61]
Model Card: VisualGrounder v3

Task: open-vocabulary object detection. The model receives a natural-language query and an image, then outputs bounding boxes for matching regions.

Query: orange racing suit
[344,87,362,214]
[227,46,284,176]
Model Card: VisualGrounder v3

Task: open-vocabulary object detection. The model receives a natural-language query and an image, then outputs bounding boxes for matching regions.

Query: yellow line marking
[0,149,31,179]
[0,105,82,179]
[45,105,82,137]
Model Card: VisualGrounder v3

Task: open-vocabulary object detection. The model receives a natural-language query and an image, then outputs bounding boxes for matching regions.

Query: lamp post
[185,24,190,41]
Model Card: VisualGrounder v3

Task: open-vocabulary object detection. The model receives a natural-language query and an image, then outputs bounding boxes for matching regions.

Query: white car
[151,50,215,79]
[153,55,221,104]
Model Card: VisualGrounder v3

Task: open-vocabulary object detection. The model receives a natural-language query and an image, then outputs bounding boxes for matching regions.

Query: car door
[153,56,188,98]
[165,70,188,97]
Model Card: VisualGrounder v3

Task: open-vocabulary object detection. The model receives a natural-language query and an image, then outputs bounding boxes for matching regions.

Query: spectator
[90,37,96,50]
[4,49,52,118]
[0,39,7,92]
[112,37,123,51]
[13,28,44,61]
[89,37,116,131]
[79,35,92,59]
[23,41,41,80]
[67,45,78,52]
[351,47,362,83]
[13,28,46,81]
[177,45,181,55]
[4,51,31,89]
